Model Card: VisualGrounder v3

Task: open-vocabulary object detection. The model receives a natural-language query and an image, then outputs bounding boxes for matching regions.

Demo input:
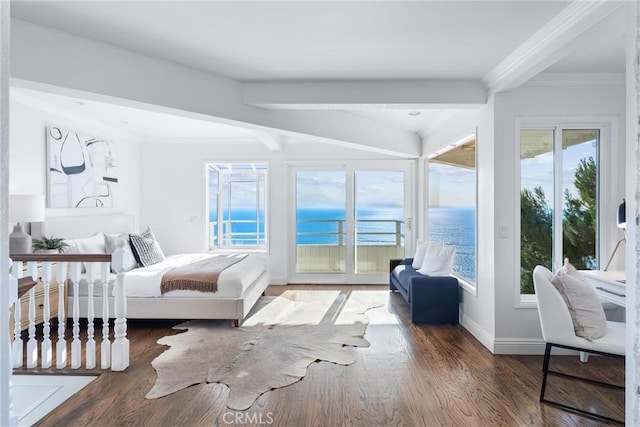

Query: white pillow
[411,242,444,270]
[418,245,456,276]
[63,233,106,273]
[551,261,606,341]
[66,232,106,254]
[412,241,427,269]
[104,233,138,272]
[62,240,79,255]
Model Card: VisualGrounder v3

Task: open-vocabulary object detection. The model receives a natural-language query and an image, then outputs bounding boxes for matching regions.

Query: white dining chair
[533,265,625,424]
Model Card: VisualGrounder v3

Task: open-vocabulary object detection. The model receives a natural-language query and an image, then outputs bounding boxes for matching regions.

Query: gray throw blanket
[160,254,248,295]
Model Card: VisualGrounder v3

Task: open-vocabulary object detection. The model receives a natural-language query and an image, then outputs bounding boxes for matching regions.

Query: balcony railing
[209,220,266,248]
[295,219,405,274]
[296,219,404,246]
[208,219,404,247]
[207,218,405,274]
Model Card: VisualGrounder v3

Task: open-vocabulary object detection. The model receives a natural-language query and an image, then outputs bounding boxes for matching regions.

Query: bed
[32,214,270,326]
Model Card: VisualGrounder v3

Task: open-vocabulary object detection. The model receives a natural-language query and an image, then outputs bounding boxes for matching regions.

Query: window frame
[426,131,478,295]
[286,160,414,284]
[515,117,617,307]
[205,162,269,251]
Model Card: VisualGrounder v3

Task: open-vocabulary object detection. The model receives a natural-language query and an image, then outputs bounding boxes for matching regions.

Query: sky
[210,167,406,212]
[521,139,597,206]
[206,143,593,214]
[296,170,404,210]
[428,163,475,207]
[428,137,597,208]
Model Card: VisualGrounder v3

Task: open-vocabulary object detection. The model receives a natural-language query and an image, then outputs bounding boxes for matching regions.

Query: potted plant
[32,235,69,254]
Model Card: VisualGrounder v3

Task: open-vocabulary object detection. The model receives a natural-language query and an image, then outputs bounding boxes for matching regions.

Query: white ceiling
[11,1,570,81]
[9,1,627,142]
[346,109,463,134]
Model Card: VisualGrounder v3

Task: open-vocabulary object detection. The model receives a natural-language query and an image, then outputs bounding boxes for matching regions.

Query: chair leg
[540,342,552,402]
[579,351,589,363]
[539,342,624,425]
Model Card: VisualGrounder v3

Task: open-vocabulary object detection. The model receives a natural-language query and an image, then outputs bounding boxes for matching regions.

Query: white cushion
[551,261,606,341]
[104,233,138,272]
[418,245,456,276]
[413,241,444,269]
[63,233,106,273]
[412,241,427,269]
[65,232,106,254]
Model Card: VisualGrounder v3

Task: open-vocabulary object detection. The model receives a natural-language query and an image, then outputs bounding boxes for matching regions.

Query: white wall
[492,83,626,352]
[138,140,410,284]
[422,84,625,354]
[421,105,497,350]
[9,98,141,228]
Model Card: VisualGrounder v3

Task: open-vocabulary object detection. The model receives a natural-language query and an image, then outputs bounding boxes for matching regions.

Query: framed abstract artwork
[47,126,118,208]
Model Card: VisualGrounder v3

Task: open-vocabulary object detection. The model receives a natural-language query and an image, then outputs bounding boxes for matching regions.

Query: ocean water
[296,208,405,245]
[211,206,475,282]
[428,206,476,283]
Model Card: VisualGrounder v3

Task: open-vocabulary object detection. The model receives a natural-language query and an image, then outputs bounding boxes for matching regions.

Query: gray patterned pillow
[550,261,606,341]
[129,227,165,267]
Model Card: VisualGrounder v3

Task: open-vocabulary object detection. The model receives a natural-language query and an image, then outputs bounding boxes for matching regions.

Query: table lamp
[9,194,46,254]
[604,199,625,271]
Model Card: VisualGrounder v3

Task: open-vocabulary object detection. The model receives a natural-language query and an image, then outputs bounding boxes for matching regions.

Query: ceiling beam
[482,0,624,93]
[10,19,420,157]
[243,80,487,109]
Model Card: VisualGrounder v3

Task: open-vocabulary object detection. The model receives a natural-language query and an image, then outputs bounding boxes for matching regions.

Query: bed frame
[33,214,270,326]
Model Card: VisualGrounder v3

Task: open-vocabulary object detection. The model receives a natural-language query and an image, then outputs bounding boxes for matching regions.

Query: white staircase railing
[9,240,128,372]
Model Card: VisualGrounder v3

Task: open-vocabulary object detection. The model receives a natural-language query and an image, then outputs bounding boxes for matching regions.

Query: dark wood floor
[19,285,624,426]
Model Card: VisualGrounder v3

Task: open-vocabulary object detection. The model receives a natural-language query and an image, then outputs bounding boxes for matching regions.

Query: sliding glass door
[291,162,411,283]
[295,170,347,274]
[354,170,405,274]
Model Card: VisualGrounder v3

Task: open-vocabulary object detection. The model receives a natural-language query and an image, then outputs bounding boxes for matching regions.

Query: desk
[579,270,626,308]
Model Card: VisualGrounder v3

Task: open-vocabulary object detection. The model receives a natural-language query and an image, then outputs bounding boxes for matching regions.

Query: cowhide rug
[146,290,386,410]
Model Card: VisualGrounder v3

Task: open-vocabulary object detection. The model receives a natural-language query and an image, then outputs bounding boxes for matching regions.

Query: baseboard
[460,314,495,352]
[492,338,582,355]
[454,313,586,356]
[492,338,547,354]
[269,276,287,285]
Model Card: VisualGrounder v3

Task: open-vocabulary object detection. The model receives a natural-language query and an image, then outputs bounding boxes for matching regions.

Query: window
[290,161,412,282]
[427,136,477,285]
[206,163,267,249]
[520,128,600,294]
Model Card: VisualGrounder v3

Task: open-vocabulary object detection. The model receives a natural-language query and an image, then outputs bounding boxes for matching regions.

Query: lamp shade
[617,199,626,229]
[9,194,45,223]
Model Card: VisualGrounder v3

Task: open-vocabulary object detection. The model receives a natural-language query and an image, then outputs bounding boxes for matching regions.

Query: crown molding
[482,0,624,93]
[523,72,625,87]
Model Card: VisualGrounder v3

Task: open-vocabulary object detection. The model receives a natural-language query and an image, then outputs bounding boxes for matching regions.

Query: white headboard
[32,214,135,239]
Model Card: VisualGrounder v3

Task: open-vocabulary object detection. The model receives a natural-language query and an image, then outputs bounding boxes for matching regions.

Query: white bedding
[70,253,267,299]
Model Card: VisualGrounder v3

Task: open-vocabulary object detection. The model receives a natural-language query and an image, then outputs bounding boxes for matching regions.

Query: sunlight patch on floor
[12,375,96,426]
